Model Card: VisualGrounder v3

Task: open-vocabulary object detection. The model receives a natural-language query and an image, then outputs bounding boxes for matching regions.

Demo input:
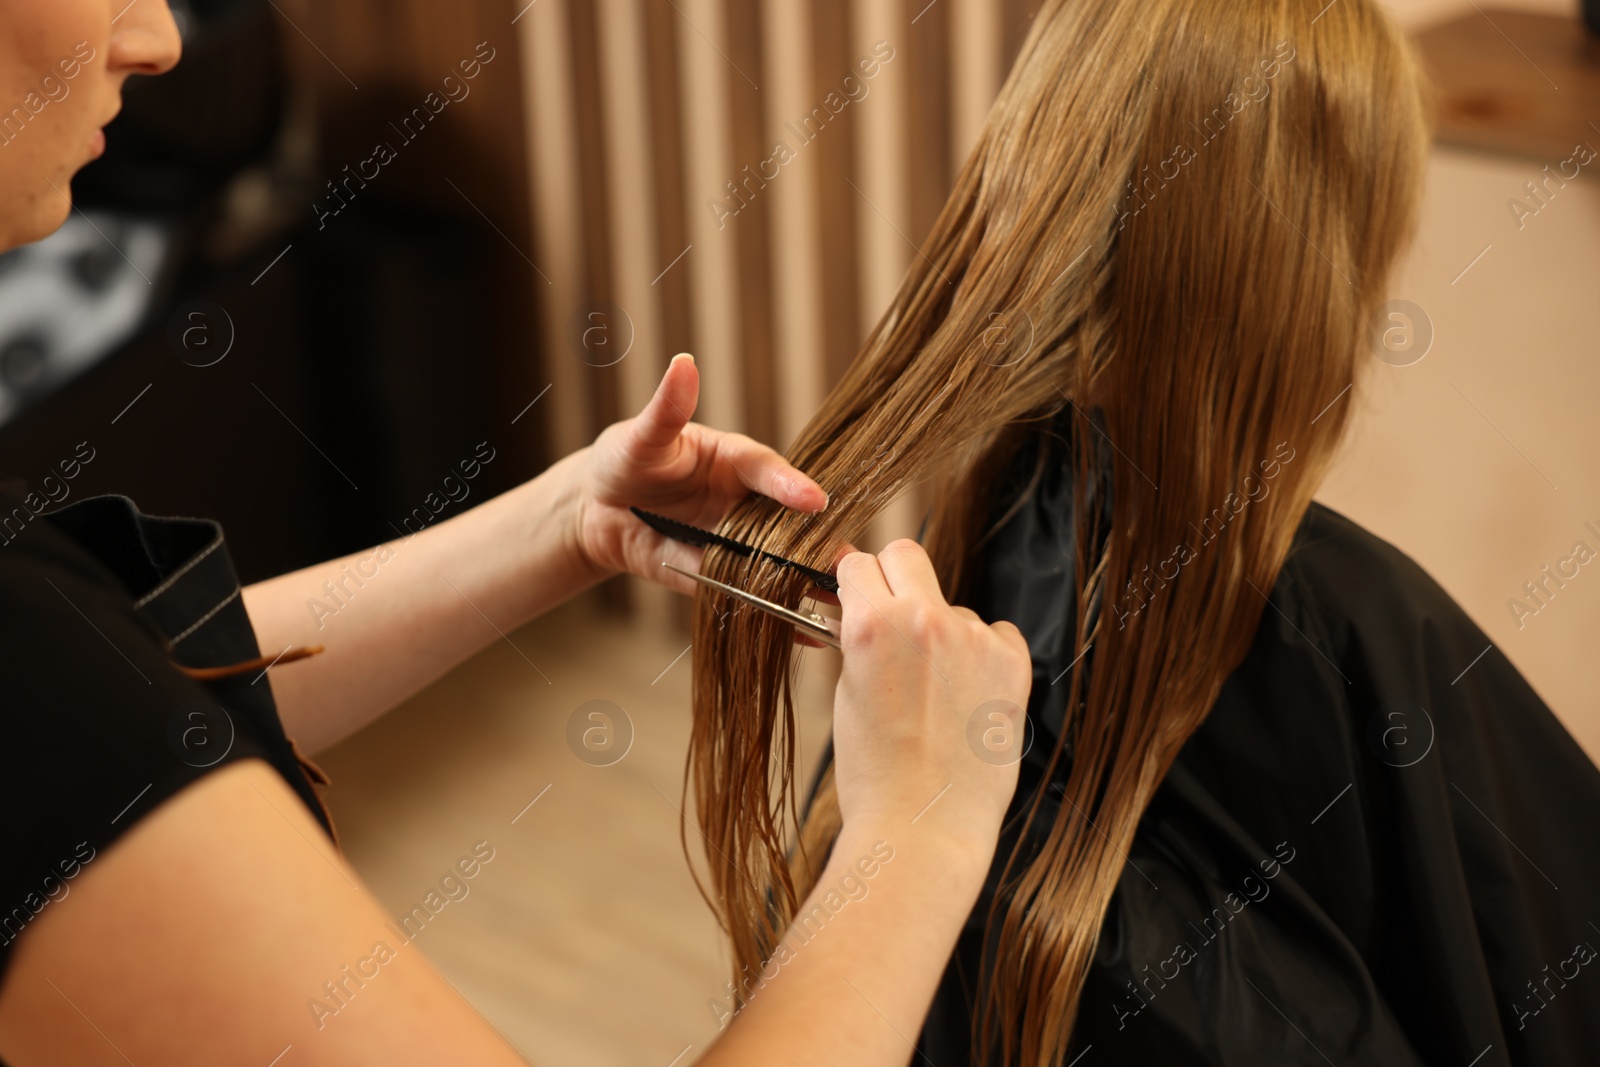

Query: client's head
[688,0,1428,1062]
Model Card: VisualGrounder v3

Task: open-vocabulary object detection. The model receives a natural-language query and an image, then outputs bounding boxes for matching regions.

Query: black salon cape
[914,425,1600,1065]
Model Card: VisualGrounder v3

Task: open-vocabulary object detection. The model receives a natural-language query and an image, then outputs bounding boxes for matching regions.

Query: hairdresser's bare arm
[0,759,531,1067]
[0,773,986,1067]
[240,443,598,754]
[699,825,992,1066]
[243,355,826,754]
[702,541,1032,1065]
[0,544,1026,1067]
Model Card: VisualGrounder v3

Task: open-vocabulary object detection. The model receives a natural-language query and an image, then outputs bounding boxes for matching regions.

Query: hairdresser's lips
[89,106,119,161]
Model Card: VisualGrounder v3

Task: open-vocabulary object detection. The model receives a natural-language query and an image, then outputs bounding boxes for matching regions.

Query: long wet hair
[686,0,1430,1062]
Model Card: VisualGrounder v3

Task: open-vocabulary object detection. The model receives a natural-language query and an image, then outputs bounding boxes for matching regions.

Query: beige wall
[1319,0,1600,759]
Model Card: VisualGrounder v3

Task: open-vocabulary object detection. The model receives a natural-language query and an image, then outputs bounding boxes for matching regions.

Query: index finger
[834,550,890,623]
[807,541,860,607]
[711,431,829,513]
[876,539,946,604]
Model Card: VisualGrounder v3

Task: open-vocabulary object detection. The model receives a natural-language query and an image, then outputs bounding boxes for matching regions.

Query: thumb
[631,353,699,450]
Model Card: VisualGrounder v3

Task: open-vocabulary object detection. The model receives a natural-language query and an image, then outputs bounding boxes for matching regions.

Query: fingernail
[671,352,694,365]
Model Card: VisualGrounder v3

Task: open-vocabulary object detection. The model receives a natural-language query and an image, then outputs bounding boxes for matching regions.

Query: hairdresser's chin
[0,0,181,252]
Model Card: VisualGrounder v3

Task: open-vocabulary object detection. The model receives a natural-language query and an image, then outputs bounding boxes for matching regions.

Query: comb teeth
[629,506,754,556]
[630,506,839,594]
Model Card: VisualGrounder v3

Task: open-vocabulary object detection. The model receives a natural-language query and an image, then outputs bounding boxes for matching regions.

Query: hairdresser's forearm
[241,447,607,753]
[701,824,988,1066]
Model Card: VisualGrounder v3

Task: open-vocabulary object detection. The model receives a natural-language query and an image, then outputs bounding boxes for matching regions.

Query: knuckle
[992,621,1026,651]
[845,609,887,647]
[837,551,870,579]
[987,625,1031,667]
[904,603,945,644]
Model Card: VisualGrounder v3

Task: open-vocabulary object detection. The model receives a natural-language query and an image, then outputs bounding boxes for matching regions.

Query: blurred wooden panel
[568,0,623,432]
[675,0,745,439]
[1002,0,1039,77]
[763,0,826,452]
[724,1,778,447]
[643,1,696,362]
[522,0,594,466]
[1414,9,1600,162]
[811,0,865,389]
[905,0,954,241]
[952,0,1002,168]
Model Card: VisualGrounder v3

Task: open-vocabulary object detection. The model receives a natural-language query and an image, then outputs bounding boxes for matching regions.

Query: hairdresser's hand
[831,540,1032,859]
[572,353,828,594]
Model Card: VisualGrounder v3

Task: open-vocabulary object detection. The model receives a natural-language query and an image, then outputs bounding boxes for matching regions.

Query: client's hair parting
[687,0,1430,1062]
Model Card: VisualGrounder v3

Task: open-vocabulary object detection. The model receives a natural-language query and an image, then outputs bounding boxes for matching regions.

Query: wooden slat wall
[809,0,865,393]
[905,0,954,246]
[519,0,1040,593]
[566,1,622,433]
[724,3,779,449]
[642,4,694,361]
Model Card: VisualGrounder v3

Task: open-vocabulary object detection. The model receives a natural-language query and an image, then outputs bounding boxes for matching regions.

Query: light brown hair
[687,0,1430,1061]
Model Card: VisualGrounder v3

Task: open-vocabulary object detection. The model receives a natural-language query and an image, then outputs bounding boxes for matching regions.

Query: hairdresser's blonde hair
[688,0,1430,1061]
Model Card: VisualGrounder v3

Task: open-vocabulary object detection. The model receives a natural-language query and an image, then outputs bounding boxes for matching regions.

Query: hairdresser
[0,3,1030,1065]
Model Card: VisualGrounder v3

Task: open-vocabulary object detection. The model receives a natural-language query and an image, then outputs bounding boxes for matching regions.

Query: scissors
[661,563,842,649]
[631,506,842,650]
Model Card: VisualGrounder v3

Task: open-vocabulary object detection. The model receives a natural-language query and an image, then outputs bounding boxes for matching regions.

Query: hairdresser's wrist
[494,443,615,614]
[546,444,618,590]
[830,819,997,904]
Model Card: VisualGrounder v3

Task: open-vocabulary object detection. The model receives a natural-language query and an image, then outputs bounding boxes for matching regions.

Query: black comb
[630,506,839,594]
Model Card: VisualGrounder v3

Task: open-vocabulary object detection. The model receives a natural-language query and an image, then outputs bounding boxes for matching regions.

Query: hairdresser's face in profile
[0,0,181,252]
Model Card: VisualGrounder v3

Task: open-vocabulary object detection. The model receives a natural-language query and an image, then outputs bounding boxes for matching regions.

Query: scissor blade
[662,562,842,649]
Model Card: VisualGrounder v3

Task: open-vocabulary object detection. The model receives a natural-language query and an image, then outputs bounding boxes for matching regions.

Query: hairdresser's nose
[107,0,183,77]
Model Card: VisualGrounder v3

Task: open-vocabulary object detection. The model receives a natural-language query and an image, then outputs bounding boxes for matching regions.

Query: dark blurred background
[0,0,542,582]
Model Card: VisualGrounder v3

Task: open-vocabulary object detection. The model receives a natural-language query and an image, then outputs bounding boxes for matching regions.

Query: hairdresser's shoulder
[1278,502,1476,645]
[0,477,133,623]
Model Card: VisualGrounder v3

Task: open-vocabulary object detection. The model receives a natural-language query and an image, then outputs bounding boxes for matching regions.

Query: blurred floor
[314,587,834,1067]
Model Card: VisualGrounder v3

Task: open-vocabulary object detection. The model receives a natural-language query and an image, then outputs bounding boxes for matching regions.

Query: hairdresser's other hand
[572,353,828,593]
[831,540,1032,859]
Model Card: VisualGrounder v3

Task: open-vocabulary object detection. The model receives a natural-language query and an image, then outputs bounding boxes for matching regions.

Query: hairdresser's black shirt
[0,479,334,998]
[916,428,1600,1065]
